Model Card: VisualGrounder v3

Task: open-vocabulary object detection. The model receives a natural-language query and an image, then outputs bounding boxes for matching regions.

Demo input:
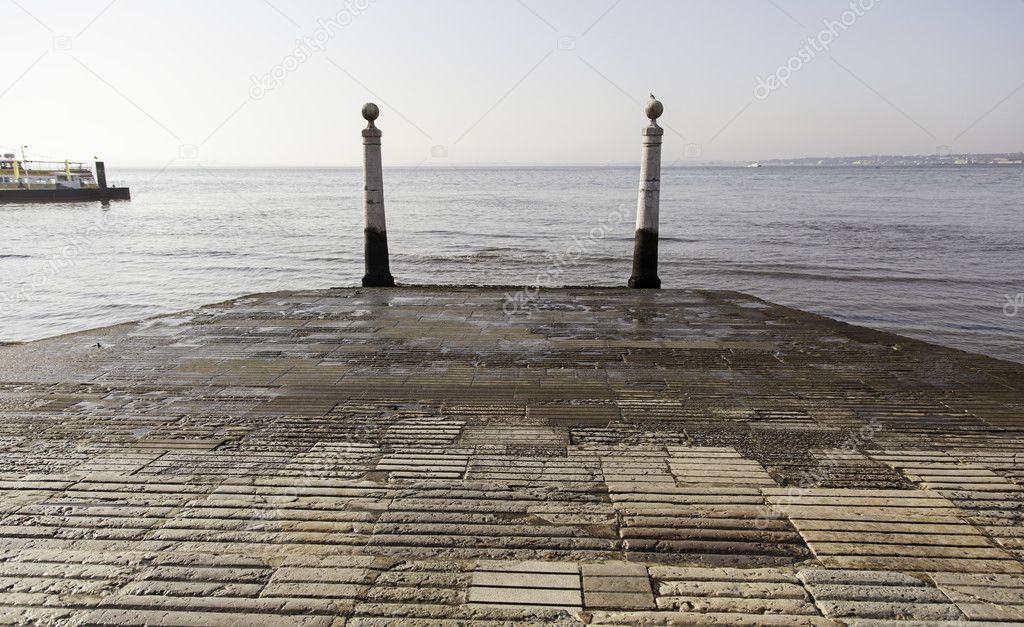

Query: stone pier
[0,287,1022,624]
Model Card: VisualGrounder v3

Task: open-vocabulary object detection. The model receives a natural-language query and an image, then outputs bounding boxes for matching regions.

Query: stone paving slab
[0,287,1022,625]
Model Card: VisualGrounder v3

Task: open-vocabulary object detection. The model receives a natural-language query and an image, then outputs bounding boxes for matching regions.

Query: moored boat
[0,153,130,203]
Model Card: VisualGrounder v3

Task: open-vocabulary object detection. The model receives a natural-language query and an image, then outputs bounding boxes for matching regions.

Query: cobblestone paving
[0,287,1022,625]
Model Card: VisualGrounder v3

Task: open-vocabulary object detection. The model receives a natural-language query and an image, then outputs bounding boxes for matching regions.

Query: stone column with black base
[628,95,664,289]
[361,103,396,288]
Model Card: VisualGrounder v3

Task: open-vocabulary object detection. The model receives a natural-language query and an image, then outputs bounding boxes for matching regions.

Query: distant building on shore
[761,152,1024,167]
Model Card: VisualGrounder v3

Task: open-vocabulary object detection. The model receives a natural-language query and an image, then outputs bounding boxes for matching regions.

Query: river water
[1,166,1021,363]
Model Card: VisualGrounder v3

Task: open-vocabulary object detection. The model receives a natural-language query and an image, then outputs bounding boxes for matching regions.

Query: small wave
[404,230,534,240]
[659,236,701,243]
[674,265,986,286]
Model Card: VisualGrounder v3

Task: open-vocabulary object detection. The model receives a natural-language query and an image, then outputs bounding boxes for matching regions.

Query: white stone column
[629,95,664,289]
[361,103,395,287]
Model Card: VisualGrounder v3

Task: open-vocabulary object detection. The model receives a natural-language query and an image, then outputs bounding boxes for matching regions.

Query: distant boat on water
[746,162,762,168]
[0,151,130,203]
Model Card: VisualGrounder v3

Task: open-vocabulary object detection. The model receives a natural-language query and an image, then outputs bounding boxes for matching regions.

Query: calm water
[1,166,1022,363]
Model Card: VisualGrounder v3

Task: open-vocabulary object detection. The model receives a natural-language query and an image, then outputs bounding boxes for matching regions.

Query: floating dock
[0,159,130,203]
[0,287,1022,625]
[0,186,131,203]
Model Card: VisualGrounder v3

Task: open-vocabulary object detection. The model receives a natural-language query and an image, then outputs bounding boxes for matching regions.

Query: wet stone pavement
[0,287,1022,625]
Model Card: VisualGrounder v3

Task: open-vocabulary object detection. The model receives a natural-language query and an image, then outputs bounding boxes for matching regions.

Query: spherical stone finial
[362,102,380,123]
[645,94,664,122]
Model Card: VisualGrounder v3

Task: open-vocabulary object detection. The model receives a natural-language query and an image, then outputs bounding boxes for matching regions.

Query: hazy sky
[2,0,1022,166]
